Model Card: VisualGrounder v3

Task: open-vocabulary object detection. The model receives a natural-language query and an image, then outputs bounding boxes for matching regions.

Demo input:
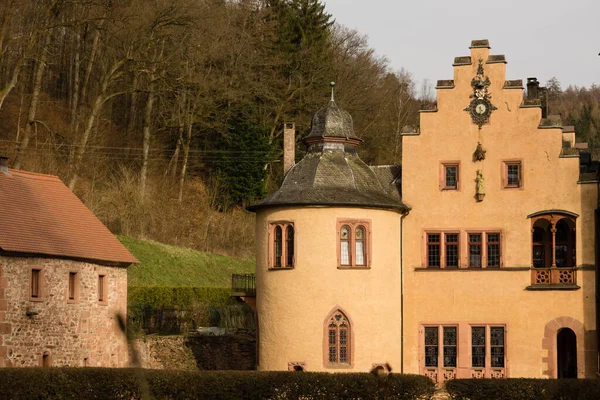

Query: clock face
[475,103,487,115]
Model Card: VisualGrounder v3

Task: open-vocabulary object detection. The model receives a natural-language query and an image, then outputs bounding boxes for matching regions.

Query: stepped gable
[248,100,409,212]
[0,169,138,265]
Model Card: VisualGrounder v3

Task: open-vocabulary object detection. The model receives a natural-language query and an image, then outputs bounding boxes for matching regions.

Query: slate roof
[0,169,138,266]
[248,100,409,213]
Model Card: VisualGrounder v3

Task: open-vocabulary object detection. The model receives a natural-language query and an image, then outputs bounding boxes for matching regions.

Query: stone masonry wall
[0,256,128,367]
[133,334,256,371]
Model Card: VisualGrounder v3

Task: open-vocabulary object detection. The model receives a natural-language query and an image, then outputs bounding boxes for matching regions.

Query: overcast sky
[322,0,599,91]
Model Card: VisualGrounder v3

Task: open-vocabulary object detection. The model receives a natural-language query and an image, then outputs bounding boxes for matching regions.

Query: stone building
[249,40,599,379]
[0,163,137,367]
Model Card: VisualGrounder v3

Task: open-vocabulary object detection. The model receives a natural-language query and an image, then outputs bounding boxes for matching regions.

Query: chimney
[526,77,539,101]
[283,122,295,175]
[0,156,9,175]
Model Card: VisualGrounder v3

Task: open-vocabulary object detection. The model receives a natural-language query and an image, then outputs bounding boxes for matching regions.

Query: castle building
[0,162,137,367]
[249,40,600,379]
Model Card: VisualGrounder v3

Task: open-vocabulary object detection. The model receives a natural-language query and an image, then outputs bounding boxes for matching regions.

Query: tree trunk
[178,119,193,203]
[126,73,138,141]
[139,77,155,199]
[68,59,124,190]
[70,30,81,125]
[14,34,51,170]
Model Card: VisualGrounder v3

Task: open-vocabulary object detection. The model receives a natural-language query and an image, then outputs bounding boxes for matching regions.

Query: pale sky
[323,0,599,91]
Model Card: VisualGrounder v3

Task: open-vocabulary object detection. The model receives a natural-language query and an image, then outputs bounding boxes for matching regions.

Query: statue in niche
[475,170,485,201]
[473,142,486,162]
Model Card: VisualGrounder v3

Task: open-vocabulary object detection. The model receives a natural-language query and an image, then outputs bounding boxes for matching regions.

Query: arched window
[529,211,577,286]
[269,222,295,269]
[355,226,366,266]
[340,225,351,265]
[325,309,351,366]
[286,226,295,267]
[337,220,371,268]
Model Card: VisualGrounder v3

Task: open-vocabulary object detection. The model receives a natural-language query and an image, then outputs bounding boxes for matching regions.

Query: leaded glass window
[428,234,441,267]
[507,164,520,186]
[424,327,438,367]
[487,233,500,267]
[443,327,457,367]
[326,310,351,365]
[355,226,365,265]
[445,165,458,189]
[286,226,294,267]
[490,327,505,368]
[472,326,486,367]
[469,234,482,267]
[340,226,351,265]
[445,233,459,267]
[274,226,282,267]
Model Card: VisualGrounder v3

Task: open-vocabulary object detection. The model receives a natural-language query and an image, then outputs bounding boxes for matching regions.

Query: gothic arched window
[325,309,351,366]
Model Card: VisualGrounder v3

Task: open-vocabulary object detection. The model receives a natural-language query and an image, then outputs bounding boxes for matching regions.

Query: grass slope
[120,236,255,287]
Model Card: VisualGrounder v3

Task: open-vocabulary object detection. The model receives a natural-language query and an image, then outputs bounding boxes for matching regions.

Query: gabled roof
[0,169,137,266]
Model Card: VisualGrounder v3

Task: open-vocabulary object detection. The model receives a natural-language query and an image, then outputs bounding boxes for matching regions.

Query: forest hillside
[0,1,595,256]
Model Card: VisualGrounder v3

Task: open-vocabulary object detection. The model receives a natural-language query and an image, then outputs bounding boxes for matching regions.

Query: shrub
[446,378,600,400]
[0,368,435,400]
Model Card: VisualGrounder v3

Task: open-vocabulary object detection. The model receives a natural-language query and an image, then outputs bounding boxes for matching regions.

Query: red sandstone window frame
[336,220,372,269]
[502,160,523,189]
[268,221,295,269]
[98,274,107,304]
[29,266,45,302]
[323,307,354,369]
[420,323,508,382]
[440,161,460,191]
[423,230,503,268]
[67,270,80,304]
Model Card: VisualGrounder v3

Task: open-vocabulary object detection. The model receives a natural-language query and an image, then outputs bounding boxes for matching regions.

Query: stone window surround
[268,220,295,270]
[440,161,460,191]
[98,274,108,305]
[422,229,504,268]
[502,159,524,189]
[420,322,509,382]
[66,269,80,304]
[336,219,372,269]
[323,306,355,369]
[29,265,45,302]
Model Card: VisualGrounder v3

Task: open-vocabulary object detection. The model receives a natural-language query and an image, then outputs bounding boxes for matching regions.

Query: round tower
[248,96,409,372]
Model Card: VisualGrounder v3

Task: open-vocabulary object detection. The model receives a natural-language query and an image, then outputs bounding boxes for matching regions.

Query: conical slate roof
[247,100,409,212]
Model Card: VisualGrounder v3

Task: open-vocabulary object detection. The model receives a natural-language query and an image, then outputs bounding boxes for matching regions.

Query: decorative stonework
[464,59,497,128]
[541,317,585,378]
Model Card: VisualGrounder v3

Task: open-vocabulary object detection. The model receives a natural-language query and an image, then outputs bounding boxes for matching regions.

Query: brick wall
[0,256,128,367]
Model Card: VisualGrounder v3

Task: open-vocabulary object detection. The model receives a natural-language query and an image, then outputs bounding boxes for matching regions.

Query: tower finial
[330,81,335,101]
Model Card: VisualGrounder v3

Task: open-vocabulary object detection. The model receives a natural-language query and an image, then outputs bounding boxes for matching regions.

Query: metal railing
[232,274,256,297]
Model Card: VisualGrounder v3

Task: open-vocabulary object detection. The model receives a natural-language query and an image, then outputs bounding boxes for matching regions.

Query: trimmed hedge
[0,368,435,400]
[128,286,235,308]
[446,378,600,400]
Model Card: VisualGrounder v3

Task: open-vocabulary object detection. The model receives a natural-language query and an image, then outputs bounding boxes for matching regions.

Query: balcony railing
[232,274,256,297]
[531,268,576,286]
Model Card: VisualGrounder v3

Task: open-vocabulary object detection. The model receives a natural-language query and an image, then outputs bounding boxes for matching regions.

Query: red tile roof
[0,169,137,265]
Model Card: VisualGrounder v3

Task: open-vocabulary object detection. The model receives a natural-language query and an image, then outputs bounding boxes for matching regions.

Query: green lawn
[120,236,255,287]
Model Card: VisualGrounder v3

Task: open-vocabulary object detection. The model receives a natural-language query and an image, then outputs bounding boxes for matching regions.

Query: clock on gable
[464,59,497,128]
